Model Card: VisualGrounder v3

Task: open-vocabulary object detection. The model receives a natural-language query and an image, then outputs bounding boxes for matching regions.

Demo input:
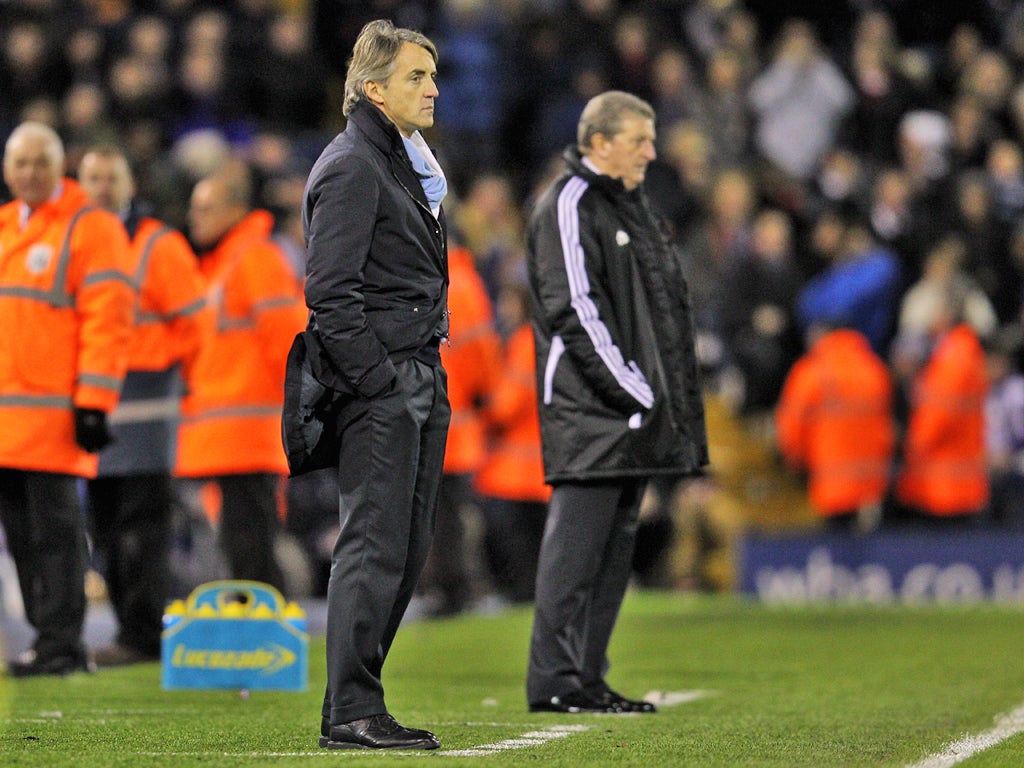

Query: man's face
[188,178,239,250]
[366,42,438,137]
[591,114,657,191]
[3,132,63,208]
[78,152,134,213]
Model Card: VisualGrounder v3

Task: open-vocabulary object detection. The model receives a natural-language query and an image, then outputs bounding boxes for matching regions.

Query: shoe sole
[528,705,619,714]
[318,736,440,750]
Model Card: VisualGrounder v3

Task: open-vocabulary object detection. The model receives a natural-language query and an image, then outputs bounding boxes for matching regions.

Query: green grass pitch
[3,593,1024,767]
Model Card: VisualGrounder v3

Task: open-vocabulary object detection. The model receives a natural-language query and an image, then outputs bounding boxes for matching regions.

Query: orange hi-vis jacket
[97,217,208,477]
[474,323,551,503]
[896,324,989,516]
[775,329,895,516]
[125,217,206,372]
[0,179,133,477]
[440,245,501,475]
[176,210,307,477]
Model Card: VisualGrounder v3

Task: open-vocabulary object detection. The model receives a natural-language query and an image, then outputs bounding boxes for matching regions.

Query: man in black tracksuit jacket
[526,91,708,714]
[301,20,449,751]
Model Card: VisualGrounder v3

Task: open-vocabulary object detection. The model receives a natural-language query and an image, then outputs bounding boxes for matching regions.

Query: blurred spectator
[894,282,990,525]
[796,214,901,355]
[894,109,956,269]
[433,0,510,193]
[175,165,307,595]
[608,11,658,104]
[937,23,984,99]
[844,25,917,165]
[702,47,752,167]
[246,12,327,133]
[0,22,67,131]
[866,166,919,277]
[451,171,526,299]
[985,324,1024,529]
[775,323,896,533]
[985,138,1024,230]
[894,234,998,358]
[646,119,713,238]
[678,167,757,377]
[952,169,1018,322]
[748,19,854,182]
[957,49,1014,130]
[649,46,709,135]
[949,95,998,173]
[802,146,870,228]
[475,282,551,605]
[978,323,1024,528]
[718,208,803,414]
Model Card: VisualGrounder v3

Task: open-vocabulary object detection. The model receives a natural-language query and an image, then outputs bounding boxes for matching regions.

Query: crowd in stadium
[3,0,1024,607]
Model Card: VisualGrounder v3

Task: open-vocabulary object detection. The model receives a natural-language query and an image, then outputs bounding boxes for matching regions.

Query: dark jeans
[0,469,88,661]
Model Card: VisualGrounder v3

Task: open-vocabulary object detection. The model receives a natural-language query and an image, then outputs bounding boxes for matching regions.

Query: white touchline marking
[905,701,1024,768]
[442,724,591,757]
[644,689,717,708]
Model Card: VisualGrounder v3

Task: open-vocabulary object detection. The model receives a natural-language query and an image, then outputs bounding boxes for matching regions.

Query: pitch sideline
[905,701,1024,768]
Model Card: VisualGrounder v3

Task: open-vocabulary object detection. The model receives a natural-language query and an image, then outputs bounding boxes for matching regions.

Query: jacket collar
[562,145,631,196]
[349,102,434,213]
[348,102,407,158]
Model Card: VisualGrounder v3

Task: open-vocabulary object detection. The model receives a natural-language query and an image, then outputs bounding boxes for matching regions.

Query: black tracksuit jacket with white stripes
[526,147,708,484]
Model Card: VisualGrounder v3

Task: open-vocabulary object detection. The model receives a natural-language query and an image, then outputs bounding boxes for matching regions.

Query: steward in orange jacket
[177,170,307,593]
[0,123,133,676]
[475,307,552,603]
[440,244,502,475]
[177,199,306,477]
[775,327,895,527]
[78,146,207,665]
[475,321,550,504]
[896,322,989,518]
[0,154,132,477]
[420,244,501,615]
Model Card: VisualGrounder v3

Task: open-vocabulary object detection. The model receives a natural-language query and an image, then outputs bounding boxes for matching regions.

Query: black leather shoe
[7,651,95,678]
[318,713,440,750]
[529,689,622,713]
[594,687,657,713]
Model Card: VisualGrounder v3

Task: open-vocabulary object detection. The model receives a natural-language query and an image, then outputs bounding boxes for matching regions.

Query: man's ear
[364,80,384,106]
[589,133,610,161]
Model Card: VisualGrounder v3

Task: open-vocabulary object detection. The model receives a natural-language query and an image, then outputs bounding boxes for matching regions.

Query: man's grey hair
[577,91,655,152]
[4,121,64,165]
[343,19,438,117]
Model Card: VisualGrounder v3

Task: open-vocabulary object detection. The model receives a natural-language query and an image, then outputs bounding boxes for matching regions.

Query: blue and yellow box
[161,580,308,691]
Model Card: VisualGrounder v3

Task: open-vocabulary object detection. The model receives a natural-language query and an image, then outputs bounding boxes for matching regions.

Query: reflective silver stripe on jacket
[556,176,654,409]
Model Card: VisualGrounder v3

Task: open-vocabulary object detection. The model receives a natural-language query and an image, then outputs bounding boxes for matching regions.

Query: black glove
[74,408,113,453]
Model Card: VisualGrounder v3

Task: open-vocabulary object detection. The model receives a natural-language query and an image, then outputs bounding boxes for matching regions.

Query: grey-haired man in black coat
[525,90,709,714]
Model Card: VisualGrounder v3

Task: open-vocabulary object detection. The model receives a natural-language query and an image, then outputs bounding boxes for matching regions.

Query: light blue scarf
[402,131,447,217]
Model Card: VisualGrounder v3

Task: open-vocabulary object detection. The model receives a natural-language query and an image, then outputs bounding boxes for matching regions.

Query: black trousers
[323,358,449,725]
[86,474,173,657]
[481,496,548,604]
[216,473,286,595]
[526,478,646,703]
[0,469,88,661]
[418,472,473,614]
